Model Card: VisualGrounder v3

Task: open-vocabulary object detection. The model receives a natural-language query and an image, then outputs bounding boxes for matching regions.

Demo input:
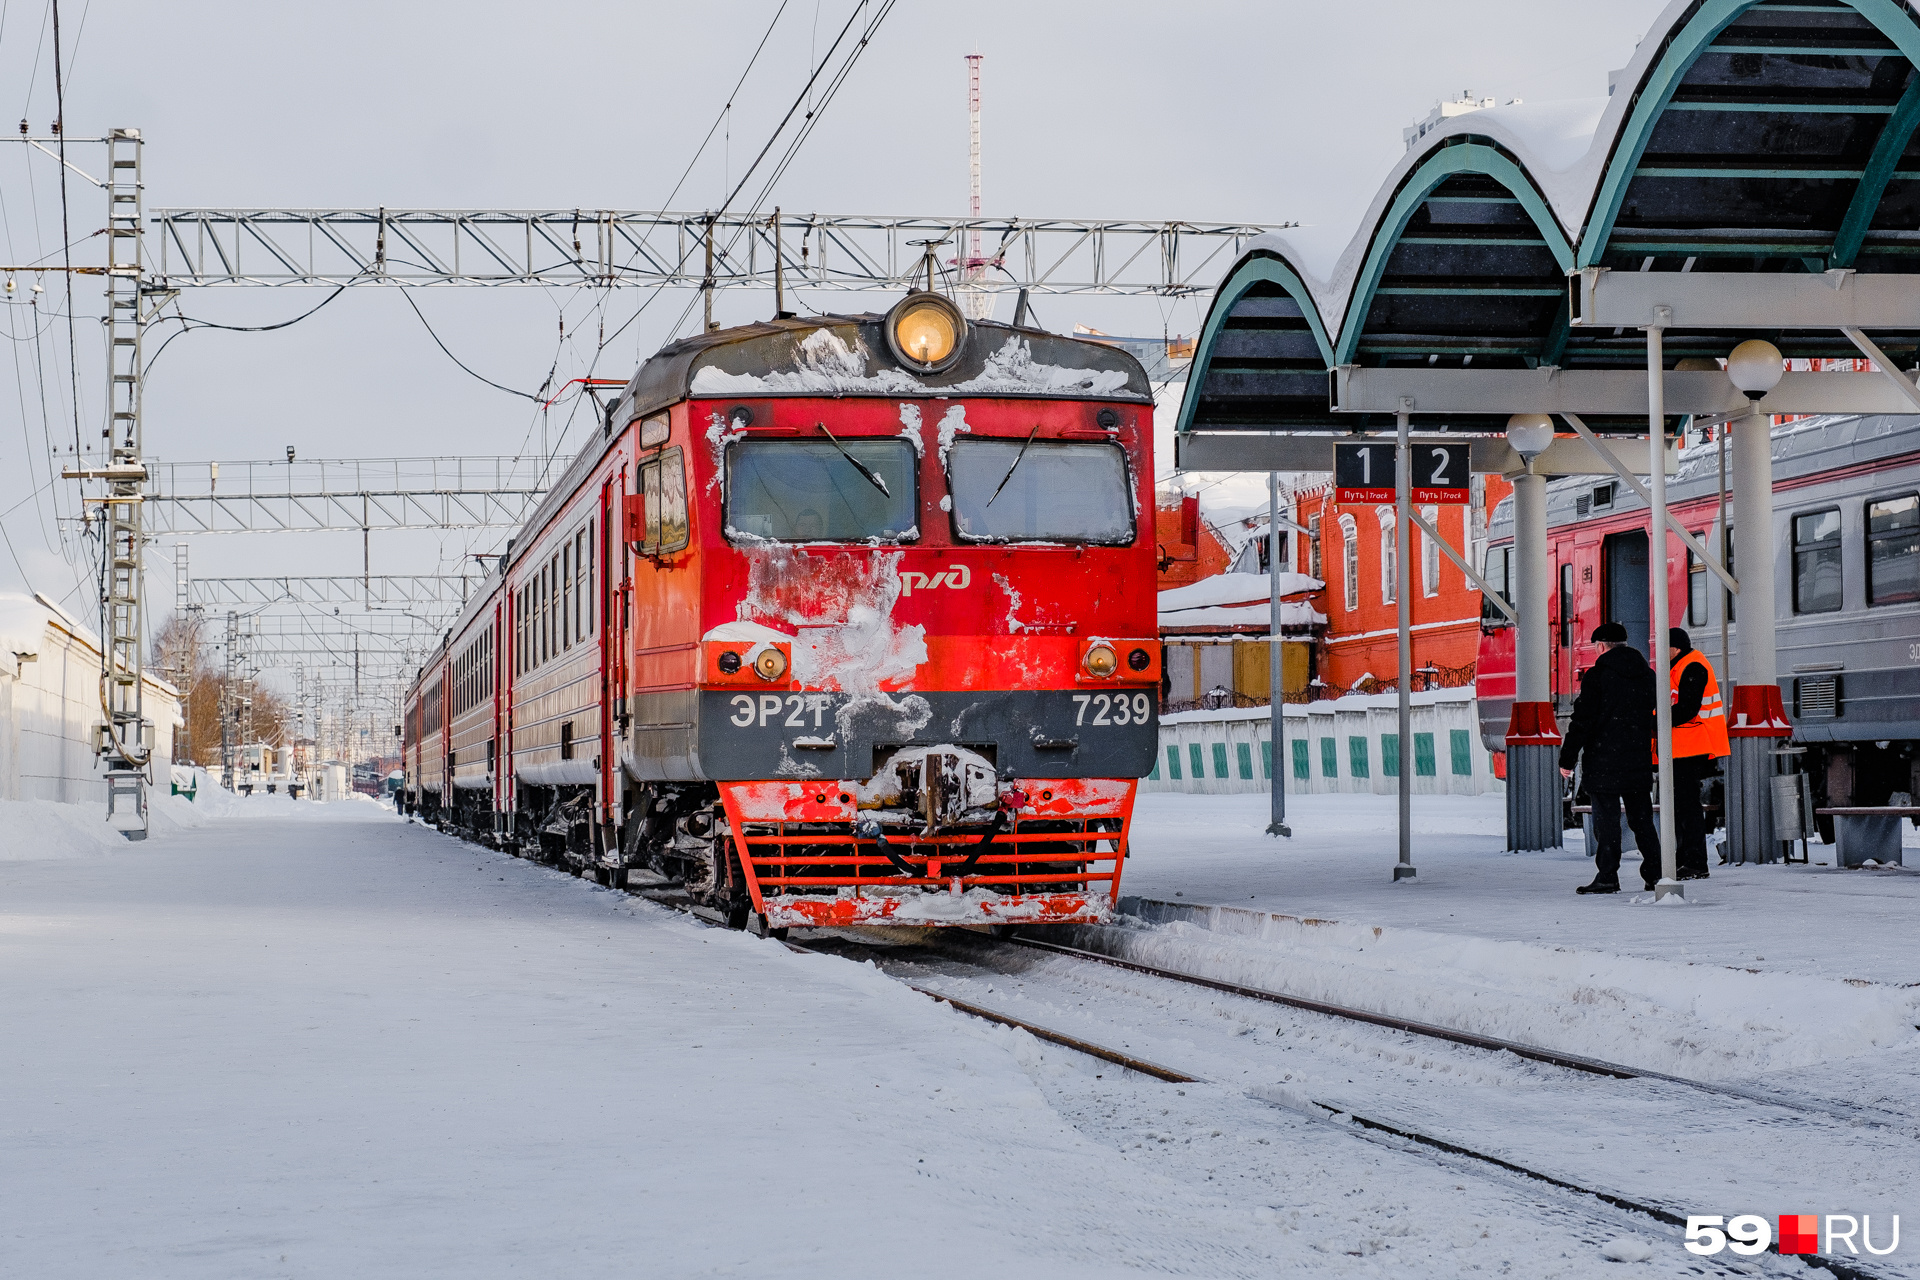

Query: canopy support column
[1646,321,1681,899]
[1726,401,1790,864]
[1503,464,1561,851]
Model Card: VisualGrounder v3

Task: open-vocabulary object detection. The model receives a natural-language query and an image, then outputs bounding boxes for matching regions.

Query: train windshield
[726,438,918,542]
[947,438,1133,544]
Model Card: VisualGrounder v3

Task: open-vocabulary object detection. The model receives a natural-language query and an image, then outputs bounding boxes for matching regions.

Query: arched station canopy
[1575,0,1920,366]
[1179,0,1920,460]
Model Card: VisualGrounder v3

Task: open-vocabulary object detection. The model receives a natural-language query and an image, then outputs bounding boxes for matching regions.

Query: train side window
[1687,547,1706,626]
[1866,493,1918,605]
[1480,544,1513,627]
[640,448,692,553]
[561,543,573,652]
[1559,562,1574,645]
[1791,508,1842,614]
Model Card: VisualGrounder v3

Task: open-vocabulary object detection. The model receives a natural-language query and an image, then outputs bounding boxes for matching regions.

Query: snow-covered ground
[1,790,1914,1277]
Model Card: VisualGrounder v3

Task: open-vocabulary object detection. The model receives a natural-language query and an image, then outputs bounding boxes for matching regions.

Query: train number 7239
[1073,693,1152,726]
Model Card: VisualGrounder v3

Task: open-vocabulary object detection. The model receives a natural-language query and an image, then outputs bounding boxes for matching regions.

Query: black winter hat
[1591,622,1628,644]
[1668,627,1692,651]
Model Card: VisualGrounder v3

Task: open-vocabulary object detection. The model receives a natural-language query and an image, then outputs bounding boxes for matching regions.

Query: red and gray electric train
[402,293,1161,932]
[1475,413,1919,839]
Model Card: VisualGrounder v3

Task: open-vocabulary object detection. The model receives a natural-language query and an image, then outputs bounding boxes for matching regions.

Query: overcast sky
[0,0,1666,685]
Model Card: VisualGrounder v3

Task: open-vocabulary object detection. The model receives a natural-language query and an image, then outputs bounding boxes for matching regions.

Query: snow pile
[1600,1238,1654,1263]
[0,784,397,862]
[691,327,922,396]
[1064,900,1920,1080]
[945,336,1134,398]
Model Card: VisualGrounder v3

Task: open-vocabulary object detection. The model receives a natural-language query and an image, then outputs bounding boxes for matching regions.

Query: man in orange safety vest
[1667,627,1729,880]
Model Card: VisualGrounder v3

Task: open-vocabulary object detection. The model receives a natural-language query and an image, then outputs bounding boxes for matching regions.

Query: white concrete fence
[1143,687,1503,797]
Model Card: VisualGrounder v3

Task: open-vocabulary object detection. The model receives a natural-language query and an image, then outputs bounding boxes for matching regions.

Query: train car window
[1480,545,1513,627]
[638,447,691,553]
[1687,548,1706,626]
[726,440,914,542]
[1792,508,1843,614]
[640,414,670,447]
[1559,562,1574,645]
[561,544,573,651]
[948,439,1131,544]
[1867,493,1918,605]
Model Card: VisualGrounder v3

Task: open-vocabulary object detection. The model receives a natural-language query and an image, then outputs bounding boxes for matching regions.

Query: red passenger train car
[402,293,1162,932]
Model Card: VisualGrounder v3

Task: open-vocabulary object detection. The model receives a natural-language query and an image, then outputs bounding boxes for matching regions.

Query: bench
[1814,807,1919,868]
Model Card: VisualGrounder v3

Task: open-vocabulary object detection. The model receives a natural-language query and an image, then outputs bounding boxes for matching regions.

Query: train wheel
[608,867,629,890]
[747,913,788,941]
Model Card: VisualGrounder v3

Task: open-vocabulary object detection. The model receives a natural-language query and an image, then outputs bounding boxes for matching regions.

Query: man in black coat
[1559,622,1662,894]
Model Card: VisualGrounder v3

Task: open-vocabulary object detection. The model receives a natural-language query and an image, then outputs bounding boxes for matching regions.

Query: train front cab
[617,309,1161,930]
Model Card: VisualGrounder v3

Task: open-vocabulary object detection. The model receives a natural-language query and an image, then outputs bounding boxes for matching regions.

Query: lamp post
[1266,470,1291,839]
[1723,339,1787,864]
[1503,414,1562,852]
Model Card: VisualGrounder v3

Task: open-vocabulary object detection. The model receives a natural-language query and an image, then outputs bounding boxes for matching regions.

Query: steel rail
[1005,933,1906,1128]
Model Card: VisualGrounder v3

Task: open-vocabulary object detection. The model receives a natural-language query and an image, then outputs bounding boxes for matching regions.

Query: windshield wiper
[816,422,890,497]
[985,424,1040,508]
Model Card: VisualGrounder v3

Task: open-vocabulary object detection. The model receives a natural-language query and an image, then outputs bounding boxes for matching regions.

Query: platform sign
[1332,441,1471,504]
[1332,442,1395,504]
[1409,442,1470,503]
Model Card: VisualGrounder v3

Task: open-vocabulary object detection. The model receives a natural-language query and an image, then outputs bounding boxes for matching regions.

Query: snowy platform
[1126,791,1920,987]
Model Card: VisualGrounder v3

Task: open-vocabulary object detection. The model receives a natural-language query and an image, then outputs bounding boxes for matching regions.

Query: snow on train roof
[618,313,1151,424]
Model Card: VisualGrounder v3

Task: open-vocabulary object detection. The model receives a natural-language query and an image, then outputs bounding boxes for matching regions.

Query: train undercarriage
[402,751,1133,938]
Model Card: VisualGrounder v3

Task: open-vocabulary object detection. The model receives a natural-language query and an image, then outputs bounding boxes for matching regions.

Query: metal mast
[958,54,992,320]
[97,129,153,836]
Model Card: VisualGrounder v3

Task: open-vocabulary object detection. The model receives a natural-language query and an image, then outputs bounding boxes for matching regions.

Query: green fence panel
[1414,732,1437,776]
[1450,728,1473,775]
[1349,736,1370,779]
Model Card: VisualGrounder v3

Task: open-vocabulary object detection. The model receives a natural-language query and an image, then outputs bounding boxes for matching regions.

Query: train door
[599,474,622,832]
[1603,529,1652,658]
[1551,540,1575,698]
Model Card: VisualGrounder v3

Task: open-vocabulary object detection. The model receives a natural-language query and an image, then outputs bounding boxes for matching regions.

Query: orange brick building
[1286,475,1511,696]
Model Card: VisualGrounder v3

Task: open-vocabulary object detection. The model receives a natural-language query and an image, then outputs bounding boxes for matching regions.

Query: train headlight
[884,292,966,373]
[717,650,743,674]
[753,646,789,682]
[1083,642,1119,679]
[1128,647,1152,672]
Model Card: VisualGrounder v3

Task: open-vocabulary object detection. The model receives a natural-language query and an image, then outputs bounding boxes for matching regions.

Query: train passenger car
[1476,414,1919,838]
[403,293,1162,931]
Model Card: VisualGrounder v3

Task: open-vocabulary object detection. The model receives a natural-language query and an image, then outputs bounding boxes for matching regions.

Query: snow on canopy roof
[1182,0,1920,438]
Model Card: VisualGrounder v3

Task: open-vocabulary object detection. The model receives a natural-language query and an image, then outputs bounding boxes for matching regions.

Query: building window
[1420,505,1439,597]
[1308,515,1322,580]
[1791,508,1842,613]
[1379,508,1396,605]
[1867,492,1918,605]
[1339,514,1359,612]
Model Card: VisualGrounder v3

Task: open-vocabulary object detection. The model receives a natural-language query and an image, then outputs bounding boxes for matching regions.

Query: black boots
[1576,877,1620,894]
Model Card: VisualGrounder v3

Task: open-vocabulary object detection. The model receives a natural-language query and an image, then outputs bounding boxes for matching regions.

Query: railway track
[779,932,1900,1280]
